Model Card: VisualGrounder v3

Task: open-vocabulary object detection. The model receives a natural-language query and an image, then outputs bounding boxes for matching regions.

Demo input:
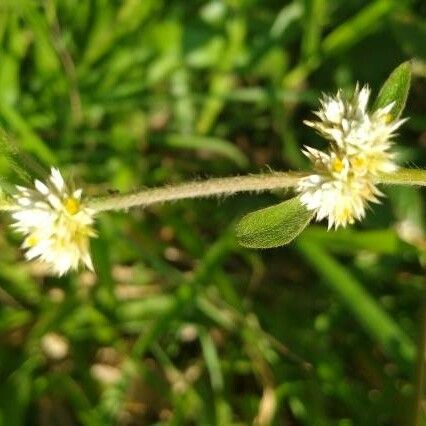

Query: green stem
[377,168,426,187]
[88,172,307,212]
[88,167,426,213]
[2,168,426,214]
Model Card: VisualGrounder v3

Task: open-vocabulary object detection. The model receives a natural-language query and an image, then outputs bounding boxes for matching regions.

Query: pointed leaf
[236,197,314,249]
[373,61,411,119]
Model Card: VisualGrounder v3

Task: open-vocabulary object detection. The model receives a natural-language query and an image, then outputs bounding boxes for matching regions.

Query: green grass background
[0,0,426,424]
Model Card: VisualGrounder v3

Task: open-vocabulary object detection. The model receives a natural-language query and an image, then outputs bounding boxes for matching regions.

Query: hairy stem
[88,167,426,213]
[377,168,426,187]
[88,172,307,212]
[1,167,426,214]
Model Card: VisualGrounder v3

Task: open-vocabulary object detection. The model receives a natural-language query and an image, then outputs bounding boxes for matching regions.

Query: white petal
[35,179,49,195]
[73,189,82,199]
[50,168,65,192]
[48,194,62,210]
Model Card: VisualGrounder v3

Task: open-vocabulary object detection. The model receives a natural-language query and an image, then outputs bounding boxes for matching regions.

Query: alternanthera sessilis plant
[0,61,421,276]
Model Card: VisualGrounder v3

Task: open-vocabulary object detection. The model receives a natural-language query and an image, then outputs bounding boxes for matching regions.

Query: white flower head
[298,84,406,229]
[297,151,381,229]
[304,84,405,175]
[11,167,96,276]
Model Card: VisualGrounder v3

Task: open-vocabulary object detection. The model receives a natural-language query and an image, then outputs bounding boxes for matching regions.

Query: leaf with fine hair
[235,196,314,249]
[373,60,412,119]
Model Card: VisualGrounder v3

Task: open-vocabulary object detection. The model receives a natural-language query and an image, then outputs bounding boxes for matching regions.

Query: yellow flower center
[331,158,344,173]
[351,156,366,170]
[64,197,80,215]
[25,234,39,247]
[338,207,349,220]
[336,205,355,225]
[382,113,393,124]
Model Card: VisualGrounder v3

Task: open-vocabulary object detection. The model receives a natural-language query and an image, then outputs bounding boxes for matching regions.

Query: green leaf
[235,197,314,249]
[373,61,412,119]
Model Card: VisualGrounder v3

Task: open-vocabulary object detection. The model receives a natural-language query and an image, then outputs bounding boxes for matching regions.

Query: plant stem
[88,167,426,213]
[88,172,307,212]
[377,168,426,187]
[1,167,425,214]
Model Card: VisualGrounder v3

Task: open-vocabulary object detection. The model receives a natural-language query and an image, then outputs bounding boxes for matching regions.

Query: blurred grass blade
[236,197,314,249]
[196,18,246,134]
[297,237,416,364]
[302,226,400,255]
[386,186,426,250]
[284,0,399,87]
[373,61,412,119]
[270,2,303,39]
[0,129,31,184]
[199,327,224,393]
[161,134,248,168]
[116,296,175,322]
[0,357,39,426]
[301,0,327,61]
[0,308,31,333]
[322,0,398,56]
[0,102,55,164]
[392,14,426,60]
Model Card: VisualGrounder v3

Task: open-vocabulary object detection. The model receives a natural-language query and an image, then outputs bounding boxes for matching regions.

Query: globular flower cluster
[10,168,96,276]
[297,85,406,229]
